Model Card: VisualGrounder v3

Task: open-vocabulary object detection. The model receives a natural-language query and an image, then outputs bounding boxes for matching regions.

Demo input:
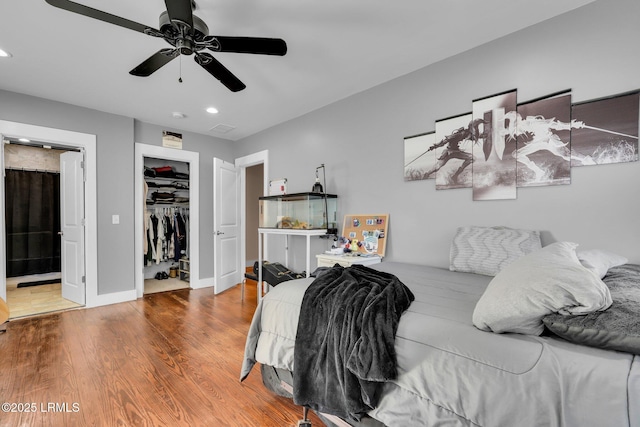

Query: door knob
[215,231,224,235]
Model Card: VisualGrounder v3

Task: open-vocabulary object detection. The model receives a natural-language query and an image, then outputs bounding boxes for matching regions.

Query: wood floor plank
[0,284,323,427]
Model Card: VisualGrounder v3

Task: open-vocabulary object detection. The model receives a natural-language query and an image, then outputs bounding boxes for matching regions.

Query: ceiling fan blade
[130,49,178,77]
[45,0,158,35]
[195,53,246,92]
[211,36,287,56]
[164,0,194,29]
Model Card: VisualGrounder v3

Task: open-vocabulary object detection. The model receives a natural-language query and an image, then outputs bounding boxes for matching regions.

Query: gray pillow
[577,249,628,279]
[450,225,542,276]
[543,264,640,355]
[473,242,612,335]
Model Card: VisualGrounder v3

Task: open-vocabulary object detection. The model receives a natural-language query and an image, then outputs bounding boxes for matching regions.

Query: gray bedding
[543,263,640,354]
[241,262,640,427]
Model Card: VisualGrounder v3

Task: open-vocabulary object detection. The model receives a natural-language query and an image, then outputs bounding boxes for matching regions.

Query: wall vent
[209,124,236,134]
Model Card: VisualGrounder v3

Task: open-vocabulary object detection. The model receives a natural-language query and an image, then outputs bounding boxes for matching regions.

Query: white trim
[235,150,269,272]
[197,277,214,289]
[134,143,200,298]
[89,289,137,307]
[0,120,98,307]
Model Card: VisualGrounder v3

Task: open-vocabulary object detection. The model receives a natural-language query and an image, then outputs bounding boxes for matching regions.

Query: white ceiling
[0,0,595,141]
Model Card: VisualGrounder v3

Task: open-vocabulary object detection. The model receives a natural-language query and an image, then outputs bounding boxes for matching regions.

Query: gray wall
[0,92,235,295]
[234,0,640,270]
[0,89,135,294]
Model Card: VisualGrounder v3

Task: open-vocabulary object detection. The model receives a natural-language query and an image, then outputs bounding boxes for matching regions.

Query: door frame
[0,120,97,306]
[235,150,270,273]
[134,143,200,298]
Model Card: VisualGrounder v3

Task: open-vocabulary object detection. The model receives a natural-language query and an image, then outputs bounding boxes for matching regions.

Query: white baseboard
[192,277,214,289]
[88,289,137,308]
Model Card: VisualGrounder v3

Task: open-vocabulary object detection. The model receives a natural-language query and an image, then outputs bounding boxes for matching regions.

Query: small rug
[17,279,61,288]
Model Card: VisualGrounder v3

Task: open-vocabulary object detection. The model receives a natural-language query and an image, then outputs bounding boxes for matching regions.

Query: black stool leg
[297,407,312,426]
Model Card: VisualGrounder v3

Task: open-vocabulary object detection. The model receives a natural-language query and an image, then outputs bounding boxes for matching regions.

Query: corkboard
[341,214,389,257]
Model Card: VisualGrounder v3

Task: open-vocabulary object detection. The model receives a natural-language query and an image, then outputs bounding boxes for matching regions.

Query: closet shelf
[146,201,190,207]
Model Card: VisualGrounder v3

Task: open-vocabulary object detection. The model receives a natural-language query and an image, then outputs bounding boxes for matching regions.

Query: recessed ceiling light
[0,48,12,58]
[206,107,219,114]
[18,138,30,143]
[172,112,185,119]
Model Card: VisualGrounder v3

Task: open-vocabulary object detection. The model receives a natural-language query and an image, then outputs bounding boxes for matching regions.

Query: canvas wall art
[433,113,474,190]
[471,90,518,200]
[571,91,639,167]
[403,88,639,201]
[404,131,436,181]
[514,92,573,187]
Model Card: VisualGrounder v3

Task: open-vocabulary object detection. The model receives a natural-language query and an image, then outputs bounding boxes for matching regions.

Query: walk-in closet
[143,157,191,294]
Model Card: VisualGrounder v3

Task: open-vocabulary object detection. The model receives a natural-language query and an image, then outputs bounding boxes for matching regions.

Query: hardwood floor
[0,283,323,427]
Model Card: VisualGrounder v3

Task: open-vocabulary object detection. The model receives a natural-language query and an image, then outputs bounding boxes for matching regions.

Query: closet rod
[5,166,60,174]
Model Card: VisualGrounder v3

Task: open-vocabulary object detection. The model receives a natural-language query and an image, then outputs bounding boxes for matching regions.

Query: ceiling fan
[44,0,287,92]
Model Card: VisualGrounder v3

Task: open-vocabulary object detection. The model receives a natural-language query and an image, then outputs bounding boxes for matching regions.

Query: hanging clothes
[144,207,188,265]
[164,214,174,260]
[146,213,157,266]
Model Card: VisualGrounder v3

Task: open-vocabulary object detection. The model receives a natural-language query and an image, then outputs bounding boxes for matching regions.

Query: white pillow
[450,226,542,276]
[577,249,628,279]
[473,242,613,335]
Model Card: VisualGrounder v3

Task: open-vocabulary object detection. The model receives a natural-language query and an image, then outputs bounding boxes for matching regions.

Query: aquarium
[259,192,337,232]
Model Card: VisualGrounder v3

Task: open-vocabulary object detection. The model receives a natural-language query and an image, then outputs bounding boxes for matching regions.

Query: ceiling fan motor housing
[159,11,209,56]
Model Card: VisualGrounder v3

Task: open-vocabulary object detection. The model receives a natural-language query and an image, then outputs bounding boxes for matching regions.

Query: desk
[257,228,328,301]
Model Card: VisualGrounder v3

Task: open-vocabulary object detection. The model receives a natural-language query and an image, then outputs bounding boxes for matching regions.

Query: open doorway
[0,120,98,310]
[142,156,191,295]
[236,150,269,292]
[3,139,84,318]
[244,163,263,268]
[134,143,200,298]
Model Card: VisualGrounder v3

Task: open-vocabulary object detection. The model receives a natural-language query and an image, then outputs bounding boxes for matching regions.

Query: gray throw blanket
[543,263,640,354]
[293,264,415,422]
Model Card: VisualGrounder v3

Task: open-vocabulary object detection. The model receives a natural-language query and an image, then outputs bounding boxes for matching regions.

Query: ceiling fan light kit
[44,0,287,92]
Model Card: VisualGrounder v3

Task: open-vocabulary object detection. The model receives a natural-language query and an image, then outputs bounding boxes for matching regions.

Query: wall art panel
[404,131,436,181]
[514,92,573,187]
[471,90,518,200]
[571,91,639,166]
[433,113,474,190]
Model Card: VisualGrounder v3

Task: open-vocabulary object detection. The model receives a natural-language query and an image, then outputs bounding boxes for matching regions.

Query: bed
[240,227,640,427]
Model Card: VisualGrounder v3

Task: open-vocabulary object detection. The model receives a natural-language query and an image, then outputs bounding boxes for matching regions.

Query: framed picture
[162,130,183,149]
[404,131,436,181]
[471,89,518,200]
[571,90,639,166]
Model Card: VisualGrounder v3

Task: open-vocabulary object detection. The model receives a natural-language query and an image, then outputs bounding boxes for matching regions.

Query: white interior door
[213,158,241,294]
[60,151,85,304]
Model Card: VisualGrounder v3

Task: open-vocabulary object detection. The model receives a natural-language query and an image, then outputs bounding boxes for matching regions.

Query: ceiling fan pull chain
[178,54,183,83]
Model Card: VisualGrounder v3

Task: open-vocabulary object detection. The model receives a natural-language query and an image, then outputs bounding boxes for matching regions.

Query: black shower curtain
[4,169,61,277]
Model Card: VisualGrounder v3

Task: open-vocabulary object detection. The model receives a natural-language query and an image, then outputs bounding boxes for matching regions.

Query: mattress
[241,262,640,426]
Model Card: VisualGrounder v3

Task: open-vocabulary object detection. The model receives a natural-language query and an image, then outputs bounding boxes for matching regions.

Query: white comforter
[241,262,640,427]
